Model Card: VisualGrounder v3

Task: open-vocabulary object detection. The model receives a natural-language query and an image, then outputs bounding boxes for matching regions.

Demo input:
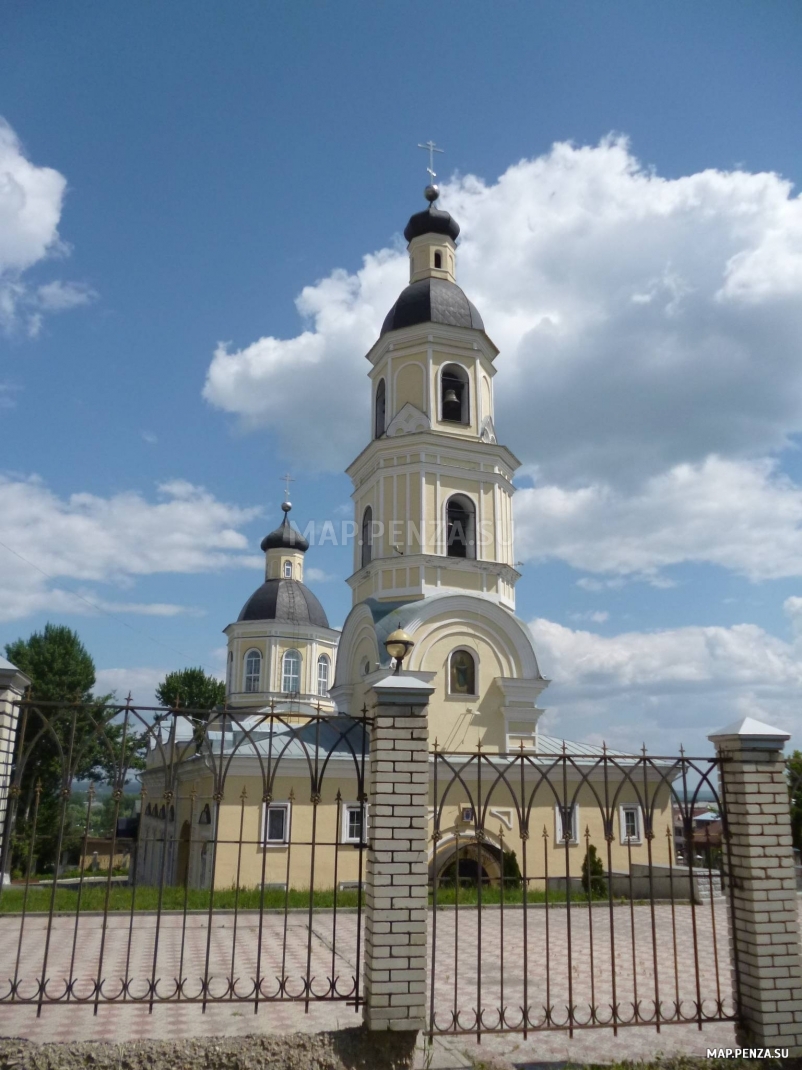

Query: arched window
[441,364,469,425]
[317,654,330,696]
[375,378,386,438]
[361,506,373,568]
[446,494,476,559]
[244,649,262,693]
[226,651,233,693]
[283,560,293,578]
[449,649,476,695]
[434,251,442,269]
[282,649,301,693]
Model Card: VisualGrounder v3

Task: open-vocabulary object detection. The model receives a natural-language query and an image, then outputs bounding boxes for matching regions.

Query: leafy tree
[6,623,95,704]
[581,843,607,897]
[156,667,225,711]
[4,624,146,874]
[502,848,522,890]
[788,750,802,852]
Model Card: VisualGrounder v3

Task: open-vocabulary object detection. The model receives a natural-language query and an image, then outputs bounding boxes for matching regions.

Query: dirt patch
[0,1028,417,1070]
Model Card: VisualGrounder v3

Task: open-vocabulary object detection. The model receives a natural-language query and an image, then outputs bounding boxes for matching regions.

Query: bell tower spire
[344,172,520,612]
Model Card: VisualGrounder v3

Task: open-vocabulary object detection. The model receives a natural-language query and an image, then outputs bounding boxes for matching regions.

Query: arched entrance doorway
[430,837,506,889]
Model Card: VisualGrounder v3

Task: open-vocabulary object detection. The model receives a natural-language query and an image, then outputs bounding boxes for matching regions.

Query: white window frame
[619,805,643,845]
[281,649,301,693]
[283,560,293,578]
[342,803,367,845]
[554,803,580,845]
[261,802,291,847]
[243,649,262,693]
[317,654,330,697]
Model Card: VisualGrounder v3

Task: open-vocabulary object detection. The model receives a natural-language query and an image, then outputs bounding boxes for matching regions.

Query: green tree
[788,750,802,852]
[502,848,522,890]
[6,623,95,704]
[155,667,225,711]
[581,843,607,897]
[4,625,145,874]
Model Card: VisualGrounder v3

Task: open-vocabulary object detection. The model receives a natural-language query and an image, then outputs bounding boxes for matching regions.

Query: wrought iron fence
[0,700,369,1014]
[427,743,736,1039]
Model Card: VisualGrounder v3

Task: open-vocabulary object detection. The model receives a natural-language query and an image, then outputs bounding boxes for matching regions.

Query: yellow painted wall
[182,775,674,891]
[394,361,425,414]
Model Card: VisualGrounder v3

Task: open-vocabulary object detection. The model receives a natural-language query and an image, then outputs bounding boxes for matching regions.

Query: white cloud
[0,475,262,622]
[203,137,802,583]
[530,610,802,754]
[95,666,167,707]
[569,610,609,623]
[305,566,339,583]
[0,117,95,334]
[515,455,802,581]
[36,280,96,311]
[204,250,406,461]
[204,136,802,485]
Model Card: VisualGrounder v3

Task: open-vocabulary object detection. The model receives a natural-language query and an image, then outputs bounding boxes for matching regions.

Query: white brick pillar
[363,672,433,1033]
[0,657,30,886]
[709,716,802,1054]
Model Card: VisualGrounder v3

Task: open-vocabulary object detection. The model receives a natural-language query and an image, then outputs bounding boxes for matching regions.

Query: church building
[135,180,672,892]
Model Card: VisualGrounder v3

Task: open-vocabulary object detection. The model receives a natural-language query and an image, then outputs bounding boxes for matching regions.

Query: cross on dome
[417,139,444,183]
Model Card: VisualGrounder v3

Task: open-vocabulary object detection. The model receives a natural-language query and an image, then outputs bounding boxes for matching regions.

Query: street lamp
[384,628,414,675]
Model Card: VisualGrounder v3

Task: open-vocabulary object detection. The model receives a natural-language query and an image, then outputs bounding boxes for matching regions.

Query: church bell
[443,388,459,405]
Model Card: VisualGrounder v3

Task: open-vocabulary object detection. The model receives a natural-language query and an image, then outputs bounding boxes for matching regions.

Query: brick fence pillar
[709,716,802,1054]
[0,658,30,885]
[363,672,434,1033]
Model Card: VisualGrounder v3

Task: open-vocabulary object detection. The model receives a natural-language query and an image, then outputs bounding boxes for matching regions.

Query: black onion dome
[260,503,309,553]
[238,578,329,627]
[404,205,460,243]
[381,277,484,336]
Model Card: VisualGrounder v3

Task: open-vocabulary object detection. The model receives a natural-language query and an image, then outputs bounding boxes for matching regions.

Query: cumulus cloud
[0,475,262,622]
[203,137,802,583]
[515,455,802,581]
[530,609,802,754]
[204,136,802,484]
[0,117,95,334]
[204,250,406,462]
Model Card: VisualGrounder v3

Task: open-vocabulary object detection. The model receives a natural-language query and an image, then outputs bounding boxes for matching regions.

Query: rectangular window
[620,806,641,844]
[342,804,366,844]
[262,803,291,846]
[554,804,580,845]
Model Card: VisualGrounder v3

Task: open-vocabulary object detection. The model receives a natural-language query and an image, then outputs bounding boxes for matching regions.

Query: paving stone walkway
[0,902,744,1063]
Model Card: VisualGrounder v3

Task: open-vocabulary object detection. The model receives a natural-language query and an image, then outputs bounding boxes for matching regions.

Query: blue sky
[1,1,801,754]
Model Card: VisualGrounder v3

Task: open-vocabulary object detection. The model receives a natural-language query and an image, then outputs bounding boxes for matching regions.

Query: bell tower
[346,185,520,611]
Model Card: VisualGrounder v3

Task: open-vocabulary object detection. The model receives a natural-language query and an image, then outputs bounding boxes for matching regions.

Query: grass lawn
[0,883,618,914]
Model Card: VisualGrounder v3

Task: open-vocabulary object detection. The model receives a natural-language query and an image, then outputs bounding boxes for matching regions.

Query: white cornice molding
[347,431,520,483]
[345,555,520,596]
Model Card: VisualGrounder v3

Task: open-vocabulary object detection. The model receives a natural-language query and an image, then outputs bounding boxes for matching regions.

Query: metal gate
[427,742,736,1038]
[0,699,369,1014]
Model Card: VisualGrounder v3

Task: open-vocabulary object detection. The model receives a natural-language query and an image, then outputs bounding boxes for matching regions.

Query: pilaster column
[0,658,31,885]
[709,716,802,1053]
[363,673,433,1033]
